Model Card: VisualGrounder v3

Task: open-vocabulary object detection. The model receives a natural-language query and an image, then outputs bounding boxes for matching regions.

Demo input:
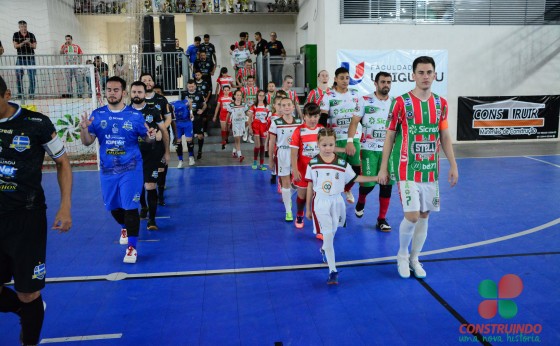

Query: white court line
[524,156,560,169]
[43,217,560,283]
[40,333,122,344]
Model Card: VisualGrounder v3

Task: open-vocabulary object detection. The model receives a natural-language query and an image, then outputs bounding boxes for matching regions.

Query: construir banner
[336,50,448,96]
[457,96,560,140]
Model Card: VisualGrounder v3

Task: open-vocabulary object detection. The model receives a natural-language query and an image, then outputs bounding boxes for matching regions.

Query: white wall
[0,0,50,55]
[296,0,325,68]
[315,0,560,142]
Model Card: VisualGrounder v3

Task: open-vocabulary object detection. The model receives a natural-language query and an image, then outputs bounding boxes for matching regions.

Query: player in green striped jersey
[378,56,458,280]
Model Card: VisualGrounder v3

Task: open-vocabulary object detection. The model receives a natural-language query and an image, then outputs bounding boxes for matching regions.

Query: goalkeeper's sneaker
[252,161,258,169]
[119,229,128,245]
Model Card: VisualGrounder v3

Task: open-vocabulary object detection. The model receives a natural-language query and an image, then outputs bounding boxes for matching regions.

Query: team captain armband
[42,136,66,159]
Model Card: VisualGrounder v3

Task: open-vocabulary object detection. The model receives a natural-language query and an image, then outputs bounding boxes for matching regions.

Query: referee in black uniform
[0,75,72,345]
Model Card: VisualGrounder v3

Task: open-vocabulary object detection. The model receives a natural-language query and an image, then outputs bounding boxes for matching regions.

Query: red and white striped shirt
[250,104,270,124]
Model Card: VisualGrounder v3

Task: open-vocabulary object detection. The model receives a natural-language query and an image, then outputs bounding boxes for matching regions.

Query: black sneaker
[265,151,269,158]
[327,271,339,285]
[197,152,202,159]
[158,196,166,206]
[270,175,276,184]
[147,220,158,231]
[140,207,148,220]
[376,218,392,232]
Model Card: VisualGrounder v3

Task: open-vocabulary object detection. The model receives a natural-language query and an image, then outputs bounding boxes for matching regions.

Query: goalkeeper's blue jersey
[171,99,191,122]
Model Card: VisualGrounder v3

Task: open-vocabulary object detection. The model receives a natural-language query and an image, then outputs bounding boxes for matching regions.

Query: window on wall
[340,0,560,25]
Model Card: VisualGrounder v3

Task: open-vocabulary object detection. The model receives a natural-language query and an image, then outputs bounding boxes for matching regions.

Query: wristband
[346,138,353,143]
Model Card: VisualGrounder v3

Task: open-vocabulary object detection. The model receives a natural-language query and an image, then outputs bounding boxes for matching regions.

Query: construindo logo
[478,274,523,319]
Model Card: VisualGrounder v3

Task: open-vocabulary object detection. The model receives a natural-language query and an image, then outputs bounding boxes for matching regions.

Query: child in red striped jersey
[290,103,323,233]
[305,128,378,284]
[215,67,234,97]
[213,84,233,149]
[248,90,270,170]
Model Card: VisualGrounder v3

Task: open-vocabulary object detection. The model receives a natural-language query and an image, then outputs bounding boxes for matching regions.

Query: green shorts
[335,139,361,166]
[360,150,395,187]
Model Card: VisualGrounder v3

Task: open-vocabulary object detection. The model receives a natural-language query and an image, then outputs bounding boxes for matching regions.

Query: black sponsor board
[457,95,560,140]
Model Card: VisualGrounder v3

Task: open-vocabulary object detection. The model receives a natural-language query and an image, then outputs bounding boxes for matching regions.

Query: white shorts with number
[397,181,440,213]
[232,121,245,137]
[276,148,291,177]
[311,194,346,234]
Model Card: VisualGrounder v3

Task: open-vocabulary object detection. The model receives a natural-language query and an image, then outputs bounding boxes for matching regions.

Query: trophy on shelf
[189,0,197,12]
[201,0,208,12]
[227,0,234,13]
[213,0,220,12]
[235,0,241,13]
[177,0,186,12]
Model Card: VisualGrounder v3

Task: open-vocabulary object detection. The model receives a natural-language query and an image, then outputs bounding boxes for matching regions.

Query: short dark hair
[194,36,201,42]
[107,76,126,90]
[238,40,246,47]
[65,34,73,40]
[153,85,164,92]
[194,70,202,75]
[255,32,262,37]
[0,75,7,97]
[375,71,391,83]
[204,34,210,38]
[18,20,27,25]
[187,79,196,85]
[220,67,228,75]
[303,103,320,116]
[246,75,254,80]
[412,56,435,73]
[139,72,154,81]
[334,67,349,77]
[130,81,147,91]
[223,85,231,90]
[239,32,244,38]
[245,59,252,64]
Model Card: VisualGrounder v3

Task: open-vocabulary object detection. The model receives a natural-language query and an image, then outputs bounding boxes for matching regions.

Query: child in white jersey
[305,128,378,284]
[226,89,249,162]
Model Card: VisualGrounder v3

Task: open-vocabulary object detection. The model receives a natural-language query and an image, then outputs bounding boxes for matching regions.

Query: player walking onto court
[0,75,72,346]
[269,97,303,221]
[81,76,156,264]
[378,56,458,279]
[290,103,323,232]
[305,128,378,284]
[182,79,207,161]
[267,90,288,187]
[306,70,330,105]
[130,81,170,230]
[347,71,394,231]
[171,98,195,167]
[227,89,249,162]
[265,81,276,106]
[248,89,270,170]
[215,67,235,97]
[140,73,172,206]
[280,75,303,118]
[242,76,258,143]
[213,84,233,149]
[236,59,256,87]
[320,67,364,204]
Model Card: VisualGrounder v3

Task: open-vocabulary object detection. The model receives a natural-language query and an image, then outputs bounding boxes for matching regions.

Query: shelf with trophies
[74,1,299,15]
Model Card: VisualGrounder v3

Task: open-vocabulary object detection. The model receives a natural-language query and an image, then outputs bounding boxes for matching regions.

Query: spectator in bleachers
[94,56,108,91]
[13,20,37,98]
[265,32,286,87]
[253,32,267,56]
[60,34,84,97]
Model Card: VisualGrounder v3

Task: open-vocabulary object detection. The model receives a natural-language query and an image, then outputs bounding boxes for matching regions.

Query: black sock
[20,295,44,345]
[175,142,183,159]
[124,209,140,237]
[198,138,204,152]
[139,187,147,209]
[187,141,194,155]
[157,164,168,189]
[147,189,158,221]
[0,286,22,315]
[110,208,125,225]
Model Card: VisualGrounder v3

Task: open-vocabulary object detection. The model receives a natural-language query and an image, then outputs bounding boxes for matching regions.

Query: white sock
[322,231,337,272]
[398,217,417,257]
[237,150,242,156]
[281,187,292,213]
[410,217,429,260]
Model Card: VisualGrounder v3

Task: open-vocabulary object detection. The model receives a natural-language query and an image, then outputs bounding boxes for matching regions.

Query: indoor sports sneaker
[239,155,245,163]
[177,160,184,169]
[119,228,128,245]
[197,152,202,160]
[316,233,323,240]
[147,220,158,231]
[189,156,195,166]
[232,151,238,158]
[410,258,427,278]
[295,216,304,229]
[344,190,355,204]
[248,137,254,144]
[140,207,148,220]
[285,211,294,222]
[252,161,258,169]
[320,248,327,263]
[354,208,364,218]
[397,254,411,279]
[260,165,267,171]
[270,174,276,184]
[123,246,137,264]
[376,218,392,232]
[327,271,339,285]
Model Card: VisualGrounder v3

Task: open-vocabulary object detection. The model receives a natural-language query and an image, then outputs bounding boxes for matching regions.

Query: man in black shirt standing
[253,31,267,56]
[12,20,37,98]
[199,34,217,65]
[0,75,72,346]
[265,32,286,87]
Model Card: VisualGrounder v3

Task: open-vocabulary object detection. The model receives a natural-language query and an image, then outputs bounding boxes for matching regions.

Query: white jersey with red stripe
[305,155,357,197]
[250,105,270,124]
[269,116,303,150]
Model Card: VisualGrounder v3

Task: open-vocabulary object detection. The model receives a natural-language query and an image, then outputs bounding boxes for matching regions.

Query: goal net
[0,65,100,169]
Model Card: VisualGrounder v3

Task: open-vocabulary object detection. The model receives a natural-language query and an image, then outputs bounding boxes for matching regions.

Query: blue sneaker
[320,248,327,263]
[327,271,338,285]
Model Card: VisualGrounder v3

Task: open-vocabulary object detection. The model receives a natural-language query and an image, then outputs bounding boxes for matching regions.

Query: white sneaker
[123,246,137,263]
[119,228,128,245]
[344,190,355,204]
[189,156,195,166]
[397,255,411,278]
[177,160,184,169]
[410,258,427,278]
[248,137,254,144]
[242,133,248,142]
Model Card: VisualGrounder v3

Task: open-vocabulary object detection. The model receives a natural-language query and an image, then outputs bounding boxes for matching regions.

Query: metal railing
[256,53,306,95]
[0,52,190,96]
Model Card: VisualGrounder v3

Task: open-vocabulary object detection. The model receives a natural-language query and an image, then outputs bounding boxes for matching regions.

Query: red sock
[296,196,305,215]
[344,182,355,192]
[259,145,265,164]
[221,131,227,143]
[253,148,259,160]
[379,197,390,219]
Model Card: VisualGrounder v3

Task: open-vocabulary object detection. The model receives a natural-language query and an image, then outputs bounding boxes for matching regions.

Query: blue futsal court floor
[2,154,560,345]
